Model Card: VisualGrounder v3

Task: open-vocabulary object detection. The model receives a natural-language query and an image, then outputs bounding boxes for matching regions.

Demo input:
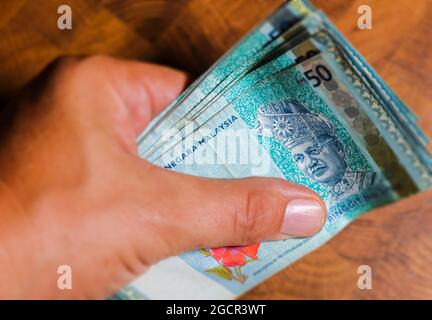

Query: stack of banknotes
[112,0,432,299]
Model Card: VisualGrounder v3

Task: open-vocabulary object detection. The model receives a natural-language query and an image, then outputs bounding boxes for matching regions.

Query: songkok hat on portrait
[255,99,335,149]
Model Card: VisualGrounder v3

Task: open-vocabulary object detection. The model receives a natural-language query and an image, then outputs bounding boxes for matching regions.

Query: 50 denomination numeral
[303,64,332,87]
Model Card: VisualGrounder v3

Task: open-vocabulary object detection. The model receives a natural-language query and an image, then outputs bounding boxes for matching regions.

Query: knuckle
[39,56,83,90]
[85,54,106,63]
[80,54,112,68]
[50,55,112,93]
[234,189,268,244]
[36,56,81,83]
[267,177,296,193]
[49,56,82,78]
[54,55,81,67]
[58,55,111,81]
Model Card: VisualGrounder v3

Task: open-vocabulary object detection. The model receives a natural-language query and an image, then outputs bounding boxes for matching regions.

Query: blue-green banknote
[112,0,432,299]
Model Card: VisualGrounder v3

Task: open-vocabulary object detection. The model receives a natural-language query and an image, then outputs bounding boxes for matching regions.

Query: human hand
[0,56,326,299]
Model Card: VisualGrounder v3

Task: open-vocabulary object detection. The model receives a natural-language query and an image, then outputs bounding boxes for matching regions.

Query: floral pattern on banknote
[200,244,260,283]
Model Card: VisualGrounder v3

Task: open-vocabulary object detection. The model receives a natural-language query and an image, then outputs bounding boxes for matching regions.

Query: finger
[135,166,326,261]
[97,56,189,134]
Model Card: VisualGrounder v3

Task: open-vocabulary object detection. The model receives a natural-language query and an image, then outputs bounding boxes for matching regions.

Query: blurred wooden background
[0,0,431,299]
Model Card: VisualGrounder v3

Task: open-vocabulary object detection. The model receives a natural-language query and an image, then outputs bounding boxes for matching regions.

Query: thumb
[140,166,326,260]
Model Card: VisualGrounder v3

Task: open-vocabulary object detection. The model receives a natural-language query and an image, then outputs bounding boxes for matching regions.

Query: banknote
[112,0,432,299]
[138,0,315,156]
[145,31,327,163]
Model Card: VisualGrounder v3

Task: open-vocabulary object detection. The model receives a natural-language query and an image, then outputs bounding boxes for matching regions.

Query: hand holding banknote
[0,56,325,299]
[127,0,431,299]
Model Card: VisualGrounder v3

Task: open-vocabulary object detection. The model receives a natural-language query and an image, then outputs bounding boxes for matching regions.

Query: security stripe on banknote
[313,29,432,177]
[319,13,428,148]
[318,12,419,127]
[331,33,429,149]
[331,51,432,187]
[318,37,432,189]
[306,31,425,194]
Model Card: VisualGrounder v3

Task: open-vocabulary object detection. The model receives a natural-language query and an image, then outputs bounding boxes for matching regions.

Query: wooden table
[1,0,431,299]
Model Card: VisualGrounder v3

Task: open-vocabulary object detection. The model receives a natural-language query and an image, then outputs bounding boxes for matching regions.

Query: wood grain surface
[0,0,431,299]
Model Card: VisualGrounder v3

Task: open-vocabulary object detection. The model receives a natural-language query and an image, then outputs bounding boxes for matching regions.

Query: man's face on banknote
[291,137,347,186]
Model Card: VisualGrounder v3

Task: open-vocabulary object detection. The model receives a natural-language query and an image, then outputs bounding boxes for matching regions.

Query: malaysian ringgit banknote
[111,0,432,299]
